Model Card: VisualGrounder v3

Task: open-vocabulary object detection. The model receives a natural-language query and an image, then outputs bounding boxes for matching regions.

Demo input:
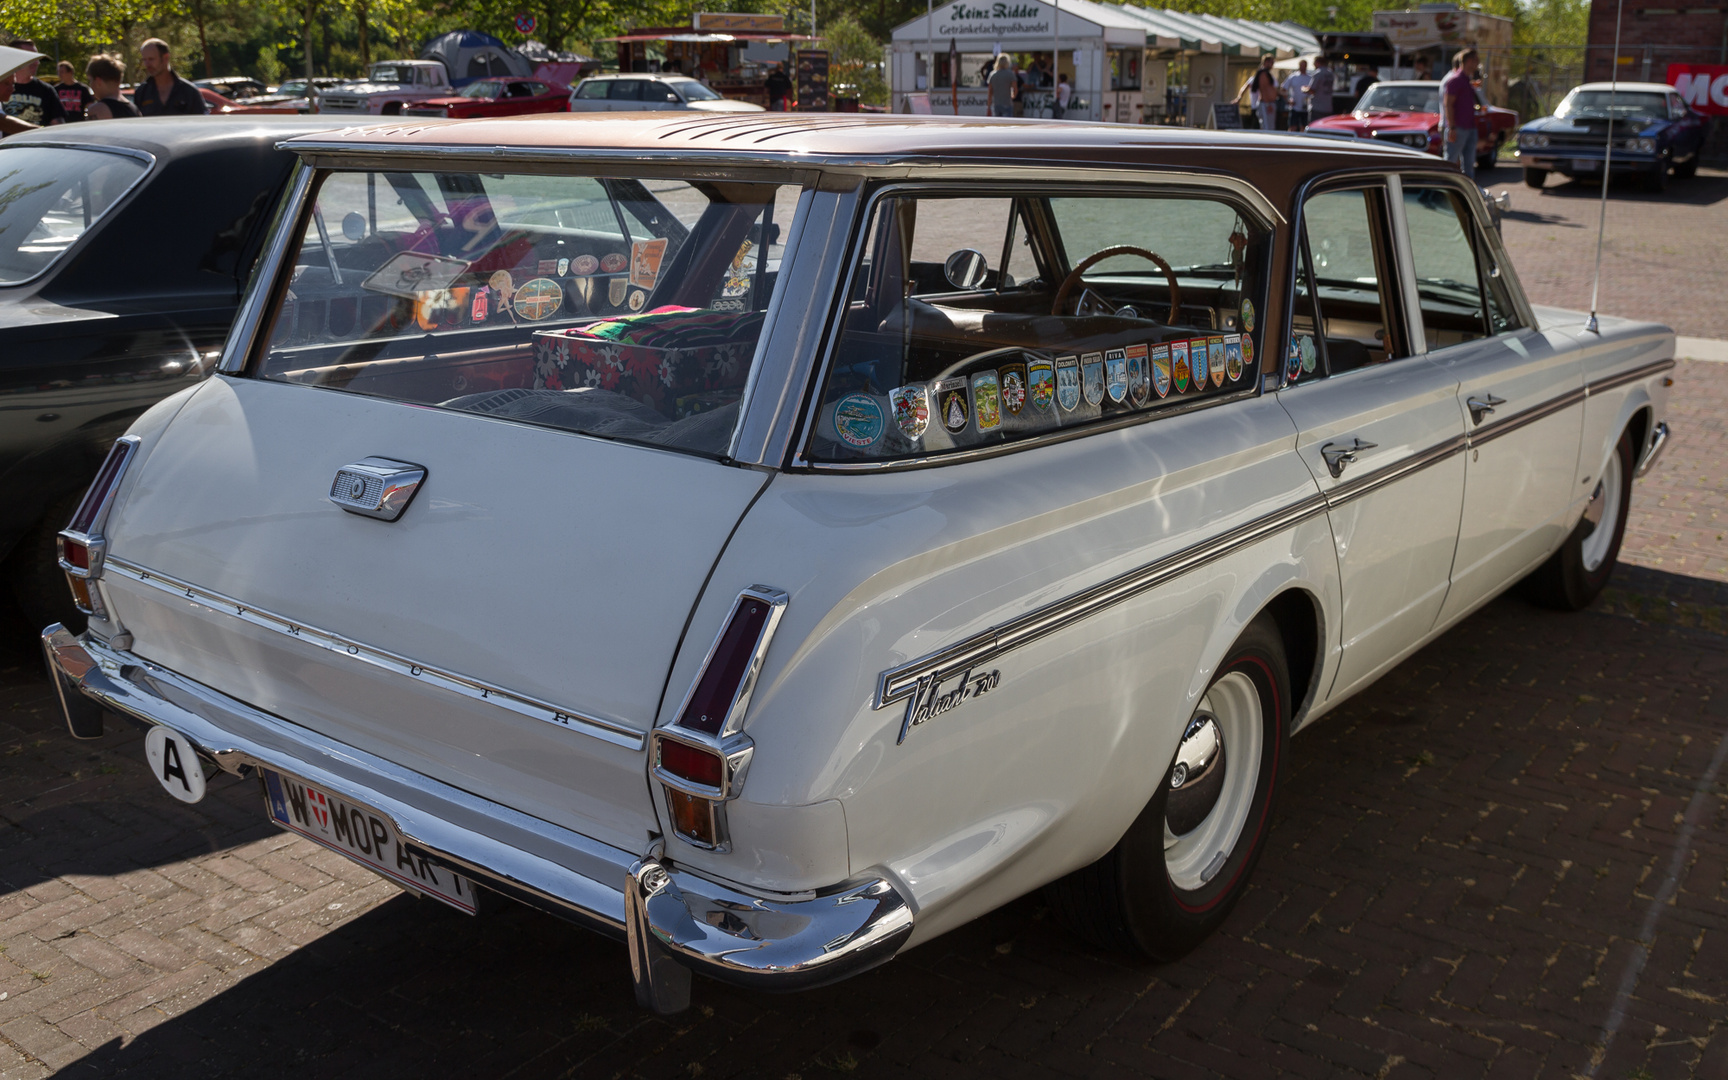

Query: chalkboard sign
[1211,102,1243,129]
[796,49,829,112]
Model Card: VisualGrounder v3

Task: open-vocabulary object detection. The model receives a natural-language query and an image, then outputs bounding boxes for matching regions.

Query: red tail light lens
[58,436,140,618]
[68,438,138,536]
[657,739,723,789]
[61,541,89,572]
[676,597,772,735]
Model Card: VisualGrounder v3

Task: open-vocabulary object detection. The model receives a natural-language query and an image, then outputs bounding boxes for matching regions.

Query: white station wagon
[44,116,1672,1012]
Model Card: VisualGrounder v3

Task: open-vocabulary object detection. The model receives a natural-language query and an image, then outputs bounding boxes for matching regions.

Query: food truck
[599,13,817,109]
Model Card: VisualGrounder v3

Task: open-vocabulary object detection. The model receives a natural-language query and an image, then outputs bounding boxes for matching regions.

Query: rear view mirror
[944,249,989,290]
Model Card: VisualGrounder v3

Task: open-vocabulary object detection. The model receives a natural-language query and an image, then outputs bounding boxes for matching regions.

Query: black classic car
[1516,81,1707,192]
[0,117,358,632]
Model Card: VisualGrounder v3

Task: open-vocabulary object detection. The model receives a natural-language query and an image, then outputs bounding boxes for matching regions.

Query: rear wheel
[1524,167,1548,189]
[4,494,86,637]
[1477,136,1499,172]
[1047,616,1288,961]
[1522,430,1635,611]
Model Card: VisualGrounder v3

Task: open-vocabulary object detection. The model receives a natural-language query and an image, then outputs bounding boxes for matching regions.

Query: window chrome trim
[789,177,1280,472]
[102,557,645,749]
[1385,173,1429,357]
[218,160,314,374]
[0,142,157,290]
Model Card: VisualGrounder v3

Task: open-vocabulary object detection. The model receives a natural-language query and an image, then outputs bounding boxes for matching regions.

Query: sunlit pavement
[2,169,1725,1080]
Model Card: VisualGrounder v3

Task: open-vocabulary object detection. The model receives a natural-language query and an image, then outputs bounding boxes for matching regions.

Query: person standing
[988,55,1016,119]
[1412,55,1433,81]
[1441,49,1480,180]
[3,41,66,127]
[765,61,792,112]
[55,60,93,121]
[1054,72,1070,120]
[1283,59,1312,131]
[1236,54,1280,131]
[84,55,139,120]
[1352,63,1378,98]
[0,44,45,137]
[1308,56,1335,122]
[134,38,207,115]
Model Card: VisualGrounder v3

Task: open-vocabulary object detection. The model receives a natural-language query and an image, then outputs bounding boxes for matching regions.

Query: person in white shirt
[1054,72,1071,119]
[1282,60,1312,131]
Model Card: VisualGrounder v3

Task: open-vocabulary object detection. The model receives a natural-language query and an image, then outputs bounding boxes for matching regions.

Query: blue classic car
[1516,81,1706,192]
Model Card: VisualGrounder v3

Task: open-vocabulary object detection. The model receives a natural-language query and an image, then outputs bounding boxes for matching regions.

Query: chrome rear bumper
[40,625,914,1012]
[1637,420,1670,478]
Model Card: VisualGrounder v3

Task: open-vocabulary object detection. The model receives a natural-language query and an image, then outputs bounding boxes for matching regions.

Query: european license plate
[1573,158,1599,171]
[262,768,477,914]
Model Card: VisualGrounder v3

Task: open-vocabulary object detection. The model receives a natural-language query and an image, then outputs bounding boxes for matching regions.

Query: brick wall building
[1585,0,1725,83]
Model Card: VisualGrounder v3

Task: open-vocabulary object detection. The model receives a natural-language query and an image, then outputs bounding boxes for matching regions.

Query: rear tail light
[57,436,141,618]
[650,586,787,851]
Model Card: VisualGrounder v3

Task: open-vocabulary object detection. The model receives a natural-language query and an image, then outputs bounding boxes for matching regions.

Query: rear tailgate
[100,375,767,850]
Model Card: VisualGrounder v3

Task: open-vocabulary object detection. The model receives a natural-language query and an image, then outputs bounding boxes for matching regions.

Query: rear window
[0,146,149,286]
[252,169,800,458]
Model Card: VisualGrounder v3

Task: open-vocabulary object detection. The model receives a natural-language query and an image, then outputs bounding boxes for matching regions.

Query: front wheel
[1524,167,1548,189]
[1521,429,1635,610]
[1047,616,1289,961]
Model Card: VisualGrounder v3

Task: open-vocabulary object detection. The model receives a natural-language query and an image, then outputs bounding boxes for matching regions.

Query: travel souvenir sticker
[1240,333,1254,371]
[1055,356,1081,412]
[1240,298,1255,333]
[832,393,885,449]
[572,254,600,277]
[513,277,563,320]
[488,269,514,299]
[628,289,647,311]
[470,286,490,323]
[1187,338,1207,389]
[608,277,629,307]
[1172,340,1192,393]
[1081,352,1105,407]
[1286,334,1303,382]
[1126,344,1149,406]
[600,252,629,275]
[1300,335,1318,373]
[557,257,570,277]
[1028,358,1055,412]
[1208,337,1227,388]
[1150,344,1171,398]
[1105,349,1128,404]
[361,251,469,300]
[1224,335,1244,382]
[889,385,929,440]
[935,377,970,434]
[972,370,1002,432]
[630,238,669,290]
[999,361,1028,416]
[723,239,755,298]
[537,259,558,276]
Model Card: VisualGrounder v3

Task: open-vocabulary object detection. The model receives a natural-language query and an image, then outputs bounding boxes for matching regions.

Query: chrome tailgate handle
[1467,394,1506,425]
[1320,438,1378,479]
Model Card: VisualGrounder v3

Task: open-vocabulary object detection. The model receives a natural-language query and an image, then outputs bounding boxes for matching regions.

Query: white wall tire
[1522,429,1635,610]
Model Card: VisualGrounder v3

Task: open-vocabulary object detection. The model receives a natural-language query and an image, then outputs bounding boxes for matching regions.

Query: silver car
[568,74,764,113]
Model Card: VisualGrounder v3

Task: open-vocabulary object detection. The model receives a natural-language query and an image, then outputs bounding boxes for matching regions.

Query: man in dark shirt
[0,44,45,137]
[3,41,66,127]
[55,60,93,120]
[134,37,207,116]
[764,62,792,112]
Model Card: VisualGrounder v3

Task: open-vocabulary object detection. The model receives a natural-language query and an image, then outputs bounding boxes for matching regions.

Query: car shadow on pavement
[1527,170,1728,206]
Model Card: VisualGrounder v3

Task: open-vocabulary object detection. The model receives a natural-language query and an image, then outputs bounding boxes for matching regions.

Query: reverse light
[57,436,141,619]
[650,586,788,851]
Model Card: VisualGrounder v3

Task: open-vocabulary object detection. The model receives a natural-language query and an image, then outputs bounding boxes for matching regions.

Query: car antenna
[1584,0,1624,335]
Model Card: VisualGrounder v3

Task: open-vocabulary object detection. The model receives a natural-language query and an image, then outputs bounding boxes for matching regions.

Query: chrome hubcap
[1580,450,1623,573]
[1164,671,1263,891]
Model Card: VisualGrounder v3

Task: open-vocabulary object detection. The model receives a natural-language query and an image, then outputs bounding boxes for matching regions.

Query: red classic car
[1307,80,1518,172]
[405,76,570,119]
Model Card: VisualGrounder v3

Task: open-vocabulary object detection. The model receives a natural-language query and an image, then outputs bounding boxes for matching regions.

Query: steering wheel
[1051,245,1181,323]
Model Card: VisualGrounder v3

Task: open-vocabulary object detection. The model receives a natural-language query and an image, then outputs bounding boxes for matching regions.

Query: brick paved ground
[3,188,1727,1080]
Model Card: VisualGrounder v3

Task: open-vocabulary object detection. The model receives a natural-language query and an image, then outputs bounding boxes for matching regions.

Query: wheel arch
[1260,587,1324,731]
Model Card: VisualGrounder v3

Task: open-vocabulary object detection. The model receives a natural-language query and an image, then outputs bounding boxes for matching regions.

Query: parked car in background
[1306,80,1518,172]
[0,117,366,633]
[1515,82,1706,192]
[120,83,234,113]
[568,73,764,113]
[196,76,267,100]
[315,60,454,115]
[43,116,1670,1016]
[406,76,570,119]
[224,77,352,115]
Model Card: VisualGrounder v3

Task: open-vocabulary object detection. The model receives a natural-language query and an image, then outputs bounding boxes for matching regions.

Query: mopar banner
[1669,64,1728,117]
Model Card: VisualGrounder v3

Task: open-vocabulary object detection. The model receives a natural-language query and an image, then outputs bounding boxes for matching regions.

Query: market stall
[1104,8,1314,126]
[597,13,817,109]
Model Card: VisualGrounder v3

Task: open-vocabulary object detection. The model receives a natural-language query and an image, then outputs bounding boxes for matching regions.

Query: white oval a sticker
[144,726,206,803]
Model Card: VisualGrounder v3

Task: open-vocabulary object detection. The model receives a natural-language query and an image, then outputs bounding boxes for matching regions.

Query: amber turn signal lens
[658,739,724,789]
[665,788,718,847]
[67,576,94,614]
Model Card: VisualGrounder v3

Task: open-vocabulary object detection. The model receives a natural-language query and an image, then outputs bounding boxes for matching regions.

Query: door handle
[1320,438,1378,479]
[1467,394,1506,425]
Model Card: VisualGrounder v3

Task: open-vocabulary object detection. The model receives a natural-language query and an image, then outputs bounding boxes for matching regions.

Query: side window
[575,80,609,100]
[1289,186,1403,383]
[807,189,1270,463]
[607,80,642,101]
[1402,187,1489,348]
